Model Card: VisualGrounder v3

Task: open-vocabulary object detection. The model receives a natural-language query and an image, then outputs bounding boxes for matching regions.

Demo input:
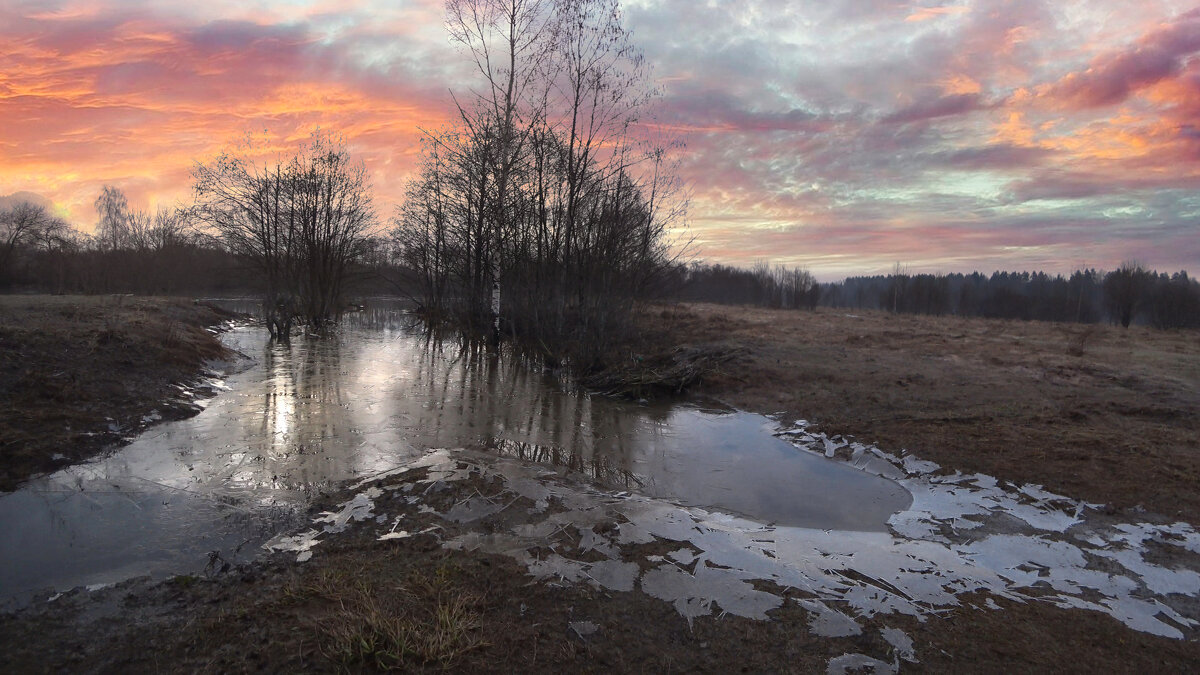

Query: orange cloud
[904,6,969,23]
[939,74,982,96]
[0,8,454,228]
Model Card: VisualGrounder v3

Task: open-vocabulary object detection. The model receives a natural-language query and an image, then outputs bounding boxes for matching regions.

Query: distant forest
[677,262,1200,329]
[2,196,1198,330]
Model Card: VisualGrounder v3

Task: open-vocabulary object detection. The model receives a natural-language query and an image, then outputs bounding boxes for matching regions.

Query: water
[0,299,910,603]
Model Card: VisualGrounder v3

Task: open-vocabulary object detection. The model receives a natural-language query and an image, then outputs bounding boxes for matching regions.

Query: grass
[282,562,487,670]
[0,294,239,490]
[642,302,1200,521]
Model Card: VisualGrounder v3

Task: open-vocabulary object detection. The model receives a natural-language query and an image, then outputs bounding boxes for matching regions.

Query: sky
[2,0,1199,279]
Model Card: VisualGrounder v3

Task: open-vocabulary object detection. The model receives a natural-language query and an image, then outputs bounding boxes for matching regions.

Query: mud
[0,295,241,491]
[6,447,1199,673]
[4,297,1200,672]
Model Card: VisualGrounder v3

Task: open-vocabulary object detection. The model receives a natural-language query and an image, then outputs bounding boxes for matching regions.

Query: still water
[0,300,910,602]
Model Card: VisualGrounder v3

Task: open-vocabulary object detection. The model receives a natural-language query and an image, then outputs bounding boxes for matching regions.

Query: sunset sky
[3,0,1199,279]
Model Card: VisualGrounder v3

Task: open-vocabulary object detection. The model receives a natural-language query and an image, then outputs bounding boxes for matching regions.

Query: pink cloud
[2,0,1199,277]
[1045,8,1200,109]
[905,6,969,23]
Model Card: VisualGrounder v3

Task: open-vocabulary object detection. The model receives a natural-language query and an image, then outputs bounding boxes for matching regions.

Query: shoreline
[0,295,243,492]
[5,440,1199,673]
[638,303,1200,524]
[3,296,1199,671]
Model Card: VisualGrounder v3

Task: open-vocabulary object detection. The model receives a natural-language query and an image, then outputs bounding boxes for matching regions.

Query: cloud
[2,0,1199,277]
[905,6,970,23]
[923,144,1053,170]
[1045,8,1200,109]
[881,93,991,124]
[0,192,56,211]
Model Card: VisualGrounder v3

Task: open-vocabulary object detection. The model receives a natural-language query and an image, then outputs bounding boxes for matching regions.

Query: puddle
[0,299,910,603]
[9,298,1199,671]
[299,440,1200,672]
[483,409,910,531]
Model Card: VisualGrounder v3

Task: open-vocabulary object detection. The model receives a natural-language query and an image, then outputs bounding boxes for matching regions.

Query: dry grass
[281,562,487,670]
[0,294,239,490]
[640,302,1200,521]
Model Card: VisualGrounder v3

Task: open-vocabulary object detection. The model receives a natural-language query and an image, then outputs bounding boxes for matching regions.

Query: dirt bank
[4,299,1200,673]
[0,295,240,491]
[635,303,1200,524]
[5,459,1198,674]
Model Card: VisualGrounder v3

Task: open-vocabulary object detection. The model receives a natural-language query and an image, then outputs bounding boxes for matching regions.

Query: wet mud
[4,298,1200,671]
[1,302,907,604]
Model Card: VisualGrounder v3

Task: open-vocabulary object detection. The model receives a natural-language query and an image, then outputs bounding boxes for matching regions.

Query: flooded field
[3,300,1199,672]
[0,300,909,602]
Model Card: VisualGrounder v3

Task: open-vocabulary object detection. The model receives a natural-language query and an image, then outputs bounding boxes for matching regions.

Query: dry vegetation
[3,298,1200,671]
[0,295,238,490]
[640,302,1200,522]
[5,465,1199,673]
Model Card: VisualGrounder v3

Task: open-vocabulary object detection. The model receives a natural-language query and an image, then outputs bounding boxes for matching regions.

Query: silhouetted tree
[192,132,378,337]
[1148,271,1200,329]
[396,0,683,367]
[0,201,66,288]
[1103,262,1153,328]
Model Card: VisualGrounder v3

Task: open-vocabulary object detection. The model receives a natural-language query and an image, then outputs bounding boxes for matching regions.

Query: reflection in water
[0,299,910,604]
[484,438,646,489]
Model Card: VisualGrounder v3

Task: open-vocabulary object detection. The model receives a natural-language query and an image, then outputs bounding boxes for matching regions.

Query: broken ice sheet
[796,599,862,637]
[640,561,782,621]
[880,627,917,663]
[525,554,638,593]
[826,653,896,675]
[419,443,1199,658]
[444,496,505,523]
[262,529,322,562]
[314,487,381,533]
[569,620,599,638]
[242,417,1200,675]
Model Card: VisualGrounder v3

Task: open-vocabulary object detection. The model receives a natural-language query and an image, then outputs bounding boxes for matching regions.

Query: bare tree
[192,132,377,338]
[1,201,65,286]
[94,185,133,252]
[395,0,684,367]
[1104,261,1153,328]
[444,0,557,322]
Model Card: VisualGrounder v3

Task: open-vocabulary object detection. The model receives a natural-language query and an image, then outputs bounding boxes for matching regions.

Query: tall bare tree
[395,0,685,367]
[192,132,377,337]
[1,201,66,286]
[94,186,133,253]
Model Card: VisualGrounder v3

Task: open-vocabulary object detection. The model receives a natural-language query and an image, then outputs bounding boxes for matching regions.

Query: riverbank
[637,303,1200,524]
[4,449,1198,673]
[0,295,240,491]
[3,297,1200,672]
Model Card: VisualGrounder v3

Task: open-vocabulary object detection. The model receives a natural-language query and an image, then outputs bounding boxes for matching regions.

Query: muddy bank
[5,298,1200,673]
[0,295,241,491]
[636,303,1200,524]
[5,452,1198,673]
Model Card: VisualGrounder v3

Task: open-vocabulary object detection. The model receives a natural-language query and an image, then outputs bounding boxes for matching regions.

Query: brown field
[3,297,1200,672]
[638,303,1200,524]
[0,295,237,491]
[4,461,1199,674]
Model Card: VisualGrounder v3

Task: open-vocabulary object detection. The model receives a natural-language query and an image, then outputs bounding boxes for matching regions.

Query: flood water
[0,299,910,603]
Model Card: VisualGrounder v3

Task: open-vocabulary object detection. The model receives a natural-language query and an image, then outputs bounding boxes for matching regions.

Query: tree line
[678,262,1200,329]
[0,171,400,308]
[674,262,820,310]
[0,193,257,296]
